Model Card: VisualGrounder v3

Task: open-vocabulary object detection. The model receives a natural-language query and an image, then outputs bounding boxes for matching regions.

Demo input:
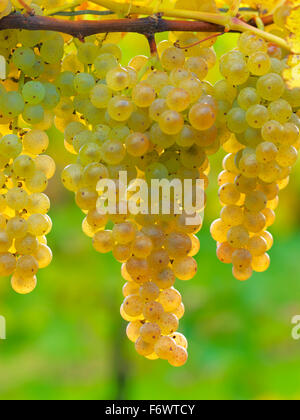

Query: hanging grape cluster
[59,30,223,366]
[0,30,57,293]
[211,32,300,281]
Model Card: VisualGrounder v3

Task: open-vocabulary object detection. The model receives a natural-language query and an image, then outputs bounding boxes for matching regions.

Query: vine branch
[0,13,226,37]
[0,6,288,51]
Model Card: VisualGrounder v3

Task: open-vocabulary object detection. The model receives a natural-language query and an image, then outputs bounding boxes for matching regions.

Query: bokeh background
[0,32,300,401]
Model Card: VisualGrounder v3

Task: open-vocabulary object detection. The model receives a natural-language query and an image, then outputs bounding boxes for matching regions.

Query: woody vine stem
[0,0,292,53]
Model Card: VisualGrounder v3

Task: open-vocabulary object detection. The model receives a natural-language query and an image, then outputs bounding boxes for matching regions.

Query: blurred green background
[0,33,300,401]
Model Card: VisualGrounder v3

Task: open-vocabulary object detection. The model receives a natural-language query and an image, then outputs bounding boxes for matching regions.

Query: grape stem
[175,32,225,50]
[50,10,114,17]
[12,0,34,15]
[43,0,83,16]
[145,33,157,56]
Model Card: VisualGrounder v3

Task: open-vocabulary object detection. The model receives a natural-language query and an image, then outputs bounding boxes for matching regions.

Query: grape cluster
[0,30,60,293]
[0,130,54,293]
[60,37,220,365]
[211,31,300,281]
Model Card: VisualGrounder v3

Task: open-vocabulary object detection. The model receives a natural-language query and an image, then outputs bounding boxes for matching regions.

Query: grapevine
[0,0,299,367]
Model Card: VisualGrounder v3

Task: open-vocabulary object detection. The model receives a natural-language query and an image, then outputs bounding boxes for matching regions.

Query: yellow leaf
[215,0,240,13]
[286,1,300,54]
[283,53,300,88]
[241,1,283,14]
[0,0,12,18]
[216,0,282,13]
[175,0,218,13]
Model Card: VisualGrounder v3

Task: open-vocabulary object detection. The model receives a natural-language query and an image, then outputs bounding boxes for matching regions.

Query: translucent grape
[256,73,285,101]
[140,323,161,344]
[227,108,247,134]
[0,252,16,276]
[172,256,197,281]
[189,103,216,131]
[27,193,50,214]
[22,104,44,125]
[22,81,45,105]
[178,76,203,103]
[101,139,126,165]
[106,66,130,91]
[125,132,150,157]
[268,99,292,124]
[12,47,35,71]
[185,56,208,80]
[153,267,175,289]
[13,155,36,179]
[219,183,241,205]
[135,337,154,357]
[90,84,113,109]
[143,301,164,323]
[159,110,184,135]
[256,142,278,163]
[107,96,134,122]
[126,320,143,343]
[3,92,24,118]
[227,225,249,248]
[139,282,160,302]
[252,253,270,273]
[33,244,53,268]
[154,336,176,360]
[261,120,283,143]
[6,217,28,239]
[0,134,22,159]
[166,88,190,112]
[16,255,39,277]
[40,38,64,64]
[11,273,37,295]
[6,187,28,211]
[247,52,271,76]
[27,214,51,236]
[34,155,56,180]
[71,74,94,98]
[132,82,156,108]
[159,313,179,335]
[210,219,228,243]
[15,234,38,255]
[160,47,185,71]
[217,242,234,264]
[93,230,114,253]
[246,105,269,129]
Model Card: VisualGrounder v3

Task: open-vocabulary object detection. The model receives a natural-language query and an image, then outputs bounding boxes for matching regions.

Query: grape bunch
[211,31,300,281]
[0,30,60,293]
[60,36,221,365]
[0,129,54,293]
